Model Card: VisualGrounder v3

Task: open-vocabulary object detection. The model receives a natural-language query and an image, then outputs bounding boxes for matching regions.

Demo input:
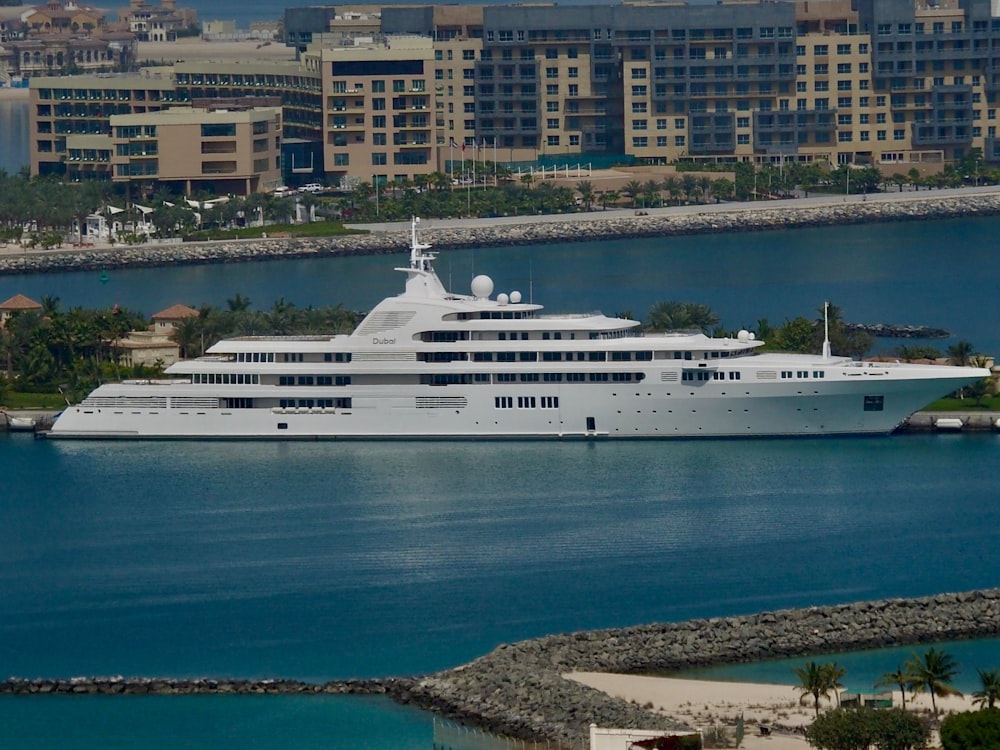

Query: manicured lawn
[1,391,66,409]
[922,394,1000,411]
[184,221,364,242]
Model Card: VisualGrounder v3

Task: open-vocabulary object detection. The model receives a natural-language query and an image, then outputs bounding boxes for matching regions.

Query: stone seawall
[2,192,999,277]
[407,588,1000,743]
[5,588,1000,746]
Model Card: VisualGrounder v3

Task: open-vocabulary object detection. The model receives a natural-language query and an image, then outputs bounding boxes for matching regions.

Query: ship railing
[230,335,333,341]
[121,378,189,385]
[842,360,899,368]
[639,329,705,337]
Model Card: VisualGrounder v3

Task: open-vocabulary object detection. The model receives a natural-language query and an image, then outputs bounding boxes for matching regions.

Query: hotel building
[28,0,1000,188]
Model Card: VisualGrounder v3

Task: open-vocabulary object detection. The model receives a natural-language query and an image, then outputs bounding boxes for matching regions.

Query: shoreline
[3,186,1000,277]
[5,587,1000,746]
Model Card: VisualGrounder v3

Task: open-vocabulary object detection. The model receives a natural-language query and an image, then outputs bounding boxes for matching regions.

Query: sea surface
[2,220,1000,748]
[2,215,999,355]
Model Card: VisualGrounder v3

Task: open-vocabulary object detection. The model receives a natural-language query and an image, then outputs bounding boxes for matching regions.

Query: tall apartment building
[110,105,282,195]
[29,0,1000,188]
[31,72,282,193]
[381,6,484,163]
[301,35,437,187]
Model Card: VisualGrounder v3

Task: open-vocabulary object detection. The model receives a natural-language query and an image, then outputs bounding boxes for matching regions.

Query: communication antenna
[529,259,534,305]
[822,301,832,360]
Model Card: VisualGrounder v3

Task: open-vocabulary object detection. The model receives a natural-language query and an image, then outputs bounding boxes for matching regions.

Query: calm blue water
[3,221,1000,748]
[3,433,1000,747]
[3,216,999,355]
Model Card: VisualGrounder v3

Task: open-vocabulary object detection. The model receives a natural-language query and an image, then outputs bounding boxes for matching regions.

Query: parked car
[273,185,297,197]
[299,182,325,193]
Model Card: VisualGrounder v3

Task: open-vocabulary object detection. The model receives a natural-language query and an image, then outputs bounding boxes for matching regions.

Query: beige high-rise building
[109,105,282,195]
[28,0,1000,188]
[302,36,436,189]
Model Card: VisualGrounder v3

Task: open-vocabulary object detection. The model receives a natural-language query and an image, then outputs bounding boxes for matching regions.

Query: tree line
[0,294,361,404]
[1,147,997,244]
[794,647,1000,750]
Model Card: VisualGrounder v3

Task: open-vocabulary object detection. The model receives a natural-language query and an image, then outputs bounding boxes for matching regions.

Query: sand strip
[566,672,974,750]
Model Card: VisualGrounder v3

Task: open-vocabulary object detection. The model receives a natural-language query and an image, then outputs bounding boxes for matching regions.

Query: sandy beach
[566,672,976,750]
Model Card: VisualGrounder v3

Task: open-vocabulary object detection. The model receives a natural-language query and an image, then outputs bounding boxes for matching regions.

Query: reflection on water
[0,97,29,174]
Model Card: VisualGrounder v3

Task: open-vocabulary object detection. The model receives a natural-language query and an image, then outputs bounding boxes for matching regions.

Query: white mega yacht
[49,219,988,439]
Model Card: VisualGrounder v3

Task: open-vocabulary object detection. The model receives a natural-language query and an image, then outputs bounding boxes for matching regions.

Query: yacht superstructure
[49,219,989,439]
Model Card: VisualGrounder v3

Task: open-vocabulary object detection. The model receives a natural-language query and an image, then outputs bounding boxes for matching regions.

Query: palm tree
[681,173,698,203]
[40,295,61,315]
[794,661,835,717]
[825,662,847,706]
[662,176,682,205]
[646,301,720,333]
[226,293,252,313]
[972,668,1000,709]
[623,180,642,207]
[906,647,963,716]
[875,666,916,710]
[575,180,596,211]
[697,176,712,204]
[947,340,975,367]
[642,179,660,208]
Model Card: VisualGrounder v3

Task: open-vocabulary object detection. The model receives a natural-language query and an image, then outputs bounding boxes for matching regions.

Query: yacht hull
[48,368,980,439]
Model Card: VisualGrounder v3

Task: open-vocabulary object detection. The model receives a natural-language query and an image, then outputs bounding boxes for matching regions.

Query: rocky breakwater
[407,588,1000,745]
[3,191,1000,277]
[0,676,414,696]
[4,591,1000,746]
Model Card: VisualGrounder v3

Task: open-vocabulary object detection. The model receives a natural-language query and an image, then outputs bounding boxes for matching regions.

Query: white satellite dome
[471,274,494,299]
[737,329,750,342]
[497,293,509,305]
[510,290,522,304]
